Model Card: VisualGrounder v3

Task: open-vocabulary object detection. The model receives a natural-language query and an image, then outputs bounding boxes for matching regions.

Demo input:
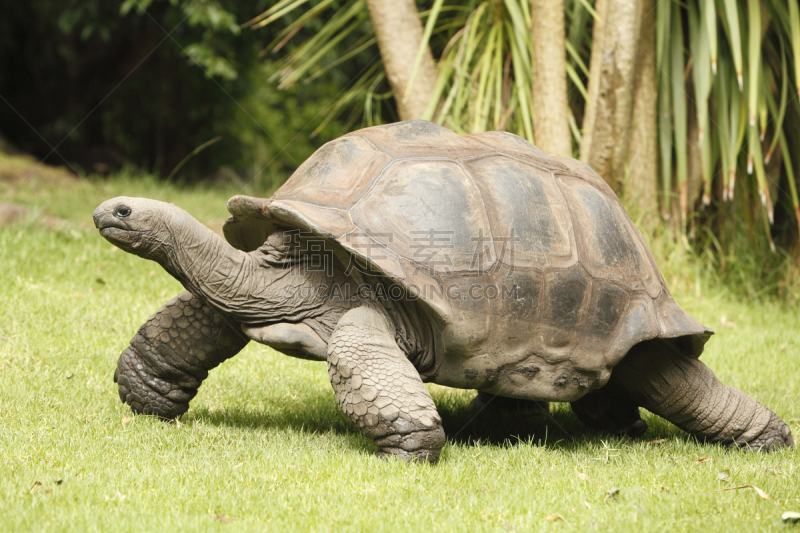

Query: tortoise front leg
[115,291,249,419]
[613,339,794,450]
[327,306,445,463]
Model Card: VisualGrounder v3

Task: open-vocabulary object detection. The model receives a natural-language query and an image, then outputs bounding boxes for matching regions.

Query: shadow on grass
[436,401,686,450]
[184,388,689,452]
[186,395,354,437]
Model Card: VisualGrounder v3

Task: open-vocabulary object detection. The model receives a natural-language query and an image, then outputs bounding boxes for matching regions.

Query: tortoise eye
[114,205,132,218]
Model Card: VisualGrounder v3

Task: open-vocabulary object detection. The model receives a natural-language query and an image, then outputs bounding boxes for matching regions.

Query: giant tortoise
[93,120,793,462]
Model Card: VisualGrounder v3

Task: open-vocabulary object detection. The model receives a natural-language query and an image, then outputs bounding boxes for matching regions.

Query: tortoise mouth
[98,226,147,252]
[99,226,135,239]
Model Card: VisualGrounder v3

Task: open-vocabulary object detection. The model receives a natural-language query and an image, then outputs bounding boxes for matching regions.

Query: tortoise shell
[223,121,711,396]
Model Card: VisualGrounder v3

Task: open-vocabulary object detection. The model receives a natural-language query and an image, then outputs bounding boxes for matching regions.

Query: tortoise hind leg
[570,376,648,437]
[612,338,793,450]
[327,305,445,463]
[116,291,249,419]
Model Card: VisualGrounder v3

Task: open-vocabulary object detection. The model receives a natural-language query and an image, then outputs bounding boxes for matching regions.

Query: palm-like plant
[248,0,800,258]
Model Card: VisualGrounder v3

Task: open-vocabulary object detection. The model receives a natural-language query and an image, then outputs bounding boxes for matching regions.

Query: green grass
[0,173,798,532]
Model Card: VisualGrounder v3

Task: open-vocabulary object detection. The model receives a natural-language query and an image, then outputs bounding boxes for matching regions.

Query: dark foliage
[0,0,346,186]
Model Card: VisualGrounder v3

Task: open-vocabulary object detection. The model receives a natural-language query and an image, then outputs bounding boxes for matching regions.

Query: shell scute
[467,130,569,171]
[348,120,490,159]
[350,159,492,274]
[540,266,592,356]
[495,272,543,322]
[274,136,390,209]
[465,155,575,270]
[590,283,630,337]
[558,176,662,297]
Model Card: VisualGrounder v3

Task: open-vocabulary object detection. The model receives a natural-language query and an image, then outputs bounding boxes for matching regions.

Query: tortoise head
[93,197,186,262]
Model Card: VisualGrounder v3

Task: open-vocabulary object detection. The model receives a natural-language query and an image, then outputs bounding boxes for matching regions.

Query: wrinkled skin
[114,291,249,419]
[613,339,793,450]
[94,197,793,462]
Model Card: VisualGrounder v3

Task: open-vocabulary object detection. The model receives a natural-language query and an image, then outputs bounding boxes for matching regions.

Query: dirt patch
[0,202,77,229]
[0,202,28,225]
[0,146,87,229]
[0,151,79,189]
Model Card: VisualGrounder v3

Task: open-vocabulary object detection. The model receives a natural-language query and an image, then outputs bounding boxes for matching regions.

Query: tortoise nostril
[92,209,103,228]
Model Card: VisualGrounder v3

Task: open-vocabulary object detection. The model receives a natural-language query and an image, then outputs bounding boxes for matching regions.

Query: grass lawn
[1,170,799,532]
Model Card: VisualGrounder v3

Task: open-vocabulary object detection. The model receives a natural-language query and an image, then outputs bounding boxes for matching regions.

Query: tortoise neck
[160,213,324,325]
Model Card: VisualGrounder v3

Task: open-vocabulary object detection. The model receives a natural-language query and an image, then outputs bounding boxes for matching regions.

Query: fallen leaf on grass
[544,514,563,522]
[121,417,134,425]
[647,438,667,444]
[212,514,235,522]
[604,488,619,503]
[695,457,711,464]
[574,468,590,481]
[710,485,770,499]
[764,467,786,478]
[29,481,42,494]
[782,512,800,523]
[584,501,592,509]
[234,462,246,469]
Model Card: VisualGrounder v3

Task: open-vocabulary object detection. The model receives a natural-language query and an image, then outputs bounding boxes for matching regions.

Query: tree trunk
[625,0,659,227]
[365,0,438,121]
[530,0,571,157]
[686,104,703,214]
[579,0,643,194]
